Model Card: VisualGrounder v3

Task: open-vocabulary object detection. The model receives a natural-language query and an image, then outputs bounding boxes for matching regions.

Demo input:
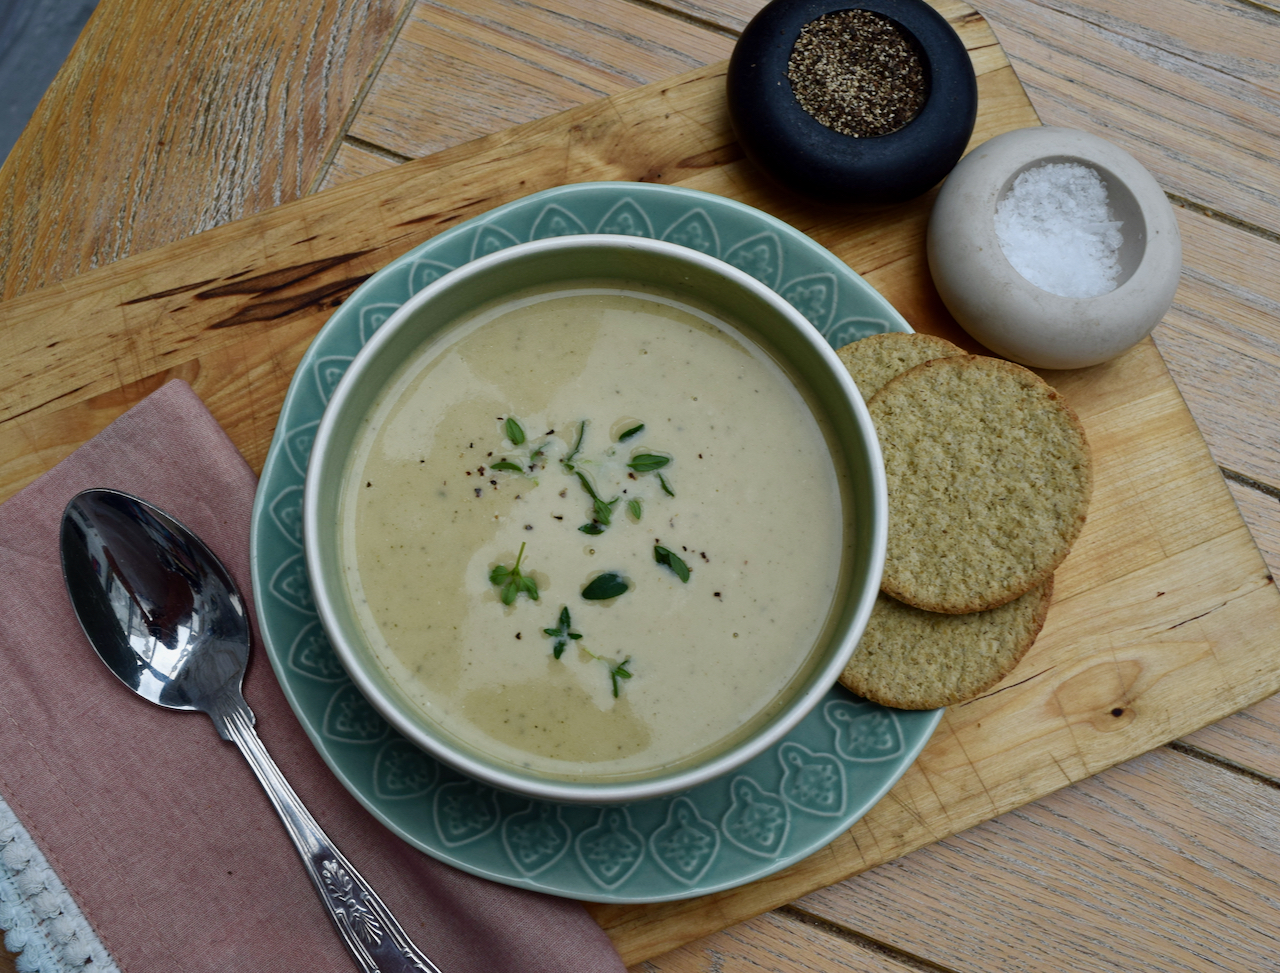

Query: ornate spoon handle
[213,699,443,973]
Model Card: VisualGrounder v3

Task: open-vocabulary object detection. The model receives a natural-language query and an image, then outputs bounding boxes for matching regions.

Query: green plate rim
[248,181,941,904]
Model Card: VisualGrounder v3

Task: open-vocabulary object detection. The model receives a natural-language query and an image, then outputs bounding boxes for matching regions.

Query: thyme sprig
[608,658,633,698]
[504,416,526,446]
[654,544,691,583]
[489,542,539,605]
[627,453,670,473]
[542,606,583,659]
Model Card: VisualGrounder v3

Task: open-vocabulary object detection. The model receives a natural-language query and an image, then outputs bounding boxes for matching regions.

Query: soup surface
[341,284,850,780]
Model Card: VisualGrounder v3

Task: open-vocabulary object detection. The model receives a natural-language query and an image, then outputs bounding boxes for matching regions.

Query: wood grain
[1223,478,1280,579]
[633,908,918,972]
[348,0,735,160]
[0,0,410,301]
[794,746,1280,972]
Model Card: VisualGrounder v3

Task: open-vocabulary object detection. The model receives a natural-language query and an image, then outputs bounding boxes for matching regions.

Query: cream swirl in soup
[340,284,850,781]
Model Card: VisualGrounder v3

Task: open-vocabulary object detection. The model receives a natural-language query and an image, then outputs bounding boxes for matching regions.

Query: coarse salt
[993,162,1124,298]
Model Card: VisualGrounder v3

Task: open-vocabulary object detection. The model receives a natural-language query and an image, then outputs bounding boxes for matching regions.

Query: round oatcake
[868,354,1091,614]
[840,578,1053,709]
[835,331,964,401]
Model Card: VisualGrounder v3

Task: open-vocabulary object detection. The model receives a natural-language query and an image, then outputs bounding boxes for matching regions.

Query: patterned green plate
[249,182,941,904]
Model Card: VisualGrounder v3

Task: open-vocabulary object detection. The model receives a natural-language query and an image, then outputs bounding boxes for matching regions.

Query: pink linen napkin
[0,380,627,973]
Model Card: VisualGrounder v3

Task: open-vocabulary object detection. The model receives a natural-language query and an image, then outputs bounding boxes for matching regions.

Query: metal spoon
[59,488,441,973]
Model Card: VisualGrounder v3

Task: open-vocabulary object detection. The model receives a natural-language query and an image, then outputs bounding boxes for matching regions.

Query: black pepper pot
[727,0,978,207]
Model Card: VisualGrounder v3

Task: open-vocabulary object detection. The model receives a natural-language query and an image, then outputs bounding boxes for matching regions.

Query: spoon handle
[213,700,443,973]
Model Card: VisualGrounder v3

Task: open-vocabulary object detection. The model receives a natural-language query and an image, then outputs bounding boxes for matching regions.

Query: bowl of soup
[304,234,886,804]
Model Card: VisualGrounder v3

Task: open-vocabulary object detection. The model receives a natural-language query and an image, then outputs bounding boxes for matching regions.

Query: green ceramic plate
[249,181,941,904]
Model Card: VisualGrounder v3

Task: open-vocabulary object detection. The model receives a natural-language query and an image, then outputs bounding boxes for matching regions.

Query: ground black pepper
[787,9,927,138]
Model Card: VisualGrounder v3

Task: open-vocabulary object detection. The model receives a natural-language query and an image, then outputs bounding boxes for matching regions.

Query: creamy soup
[340,283,850,781]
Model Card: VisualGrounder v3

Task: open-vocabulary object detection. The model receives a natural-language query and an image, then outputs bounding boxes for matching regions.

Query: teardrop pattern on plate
[284,420,319,477]
[575,808,645,889]
[373,739,439,800]
[662,208,720,256]
[268,485,304,548]
[721,777,790,858]
[724,232,783,289]
[531,205,589,240]
[358,303,401,345]
[596,198,654,238]
[269,553,315,614]
[502,803,571,876]
[472,224,521,259]
[778,743,846,817]
[827,316,890,347]
[313,355,352,404]
[408,259,455,296]
[288,620,346,682]
[781,272,837,330]
[434,779,501,846]
[650,797,720,885]
[824,699,905,762]
[323,685,390,744]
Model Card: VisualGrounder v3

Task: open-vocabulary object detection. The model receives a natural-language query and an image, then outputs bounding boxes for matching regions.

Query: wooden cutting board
[2,1,1278,965]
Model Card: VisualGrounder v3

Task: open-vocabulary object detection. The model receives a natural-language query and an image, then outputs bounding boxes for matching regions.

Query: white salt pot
[927,127,1181,369]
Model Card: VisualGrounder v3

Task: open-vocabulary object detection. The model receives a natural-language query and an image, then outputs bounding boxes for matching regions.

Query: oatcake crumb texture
[841,579,1054,709]
[836,331,964,402]
[868,354,1092,614]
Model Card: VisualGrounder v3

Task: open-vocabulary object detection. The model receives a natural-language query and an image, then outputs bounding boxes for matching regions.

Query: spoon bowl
[60,489,251,715]
[60,488,441,973]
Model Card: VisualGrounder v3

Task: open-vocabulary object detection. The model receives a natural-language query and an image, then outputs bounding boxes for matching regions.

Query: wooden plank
[1181,691,1280,783]
[322,142,402,190]
[349,0,735,160]
[793,746,1280,973]
[632,909,919,972]
[0,0,411,301]
[649,0,764,33]
[1223,479,1280,579]
[1154,206,1280,489]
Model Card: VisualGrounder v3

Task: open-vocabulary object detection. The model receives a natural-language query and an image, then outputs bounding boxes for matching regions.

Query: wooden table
[3,0,1280,970]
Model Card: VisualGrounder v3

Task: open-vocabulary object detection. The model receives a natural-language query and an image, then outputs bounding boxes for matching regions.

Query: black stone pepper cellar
[727,0,978,206]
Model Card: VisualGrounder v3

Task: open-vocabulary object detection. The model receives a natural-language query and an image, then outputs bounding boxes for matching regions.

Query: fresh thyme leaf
[542,605,583,659]
[582,572,629,601]
[491,542,538,604]
[609,658,633,698]
[654,544,691,583]
[504,417,526,446]
[562,421,586,471]
[618,423,645,442]
[627,453,670,473]
[579,523,605,535]
[627,498,643,520]
[658,472,675,497]
[489,460,523,472]
[593,496,618,526]
[574,471,600,502]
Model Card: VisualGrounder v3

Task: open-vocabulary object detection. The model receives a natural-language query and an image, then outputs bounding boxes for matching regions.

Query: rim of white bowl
[304,234,887,804]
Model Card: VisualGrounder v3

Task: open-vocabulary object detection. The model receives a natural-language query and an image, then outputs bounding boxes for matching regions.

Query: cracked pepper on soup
[340,283,851,781]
